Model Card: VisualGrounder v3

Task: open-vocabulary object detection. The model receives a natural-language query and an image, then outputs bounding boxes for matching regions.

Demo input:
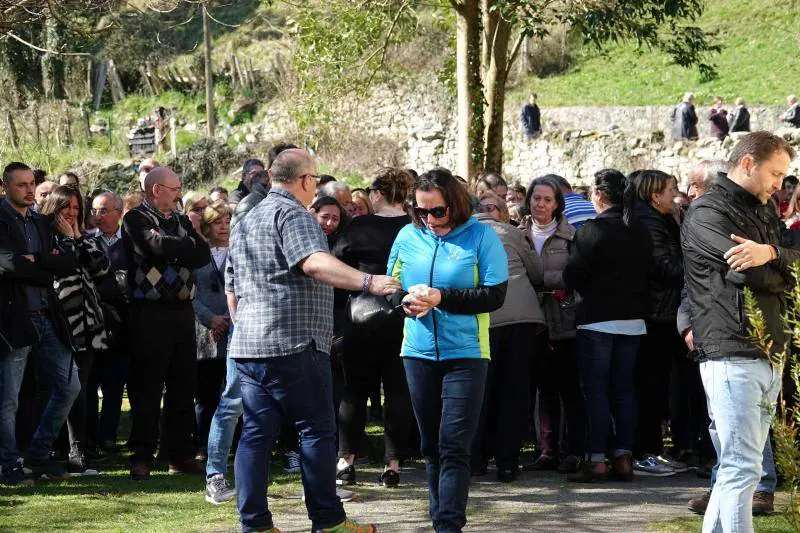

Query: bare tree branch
[5,30,92,56]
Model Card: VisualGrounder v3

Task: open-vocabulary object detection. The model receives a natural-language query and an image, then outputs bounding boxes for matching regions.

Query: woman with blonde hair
[193,201,232,470]
[182,191,209,234]
[351,188,374,217]
[784,181,800,230]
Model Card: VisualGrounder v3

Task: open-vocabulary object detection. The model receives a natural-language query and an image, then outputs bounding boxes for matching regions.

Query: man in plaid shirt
[227,149,399,533]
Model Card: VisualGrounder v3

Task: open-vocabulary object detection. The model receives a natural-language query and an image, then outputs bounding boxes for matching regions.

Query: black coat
[564,207,652,326]
[728,106,751,132]
[681,173,800,360]
[636,200,684,322]
[0,202,78,353]
[671,102,698,140]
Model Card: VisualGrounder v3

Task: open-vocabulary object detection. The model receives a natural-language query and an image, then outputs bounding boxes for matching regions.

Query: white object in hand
[408,284,432,317]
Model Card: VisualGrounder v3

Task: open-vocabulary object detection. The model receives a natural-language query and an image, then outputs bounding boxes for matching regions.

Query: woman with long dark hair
[563,169,651,482]
[41,185,109,475]
[388,168,508,532]
[332,168,415,488]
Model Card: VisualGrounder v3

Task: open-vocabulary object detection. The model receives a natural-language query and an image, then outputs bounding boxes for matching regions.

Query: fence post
[170,116,177,157]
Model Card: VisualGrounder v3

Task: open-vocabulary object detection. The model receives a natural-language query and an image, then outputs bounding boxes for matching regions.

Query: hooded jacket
[387,216,508,361]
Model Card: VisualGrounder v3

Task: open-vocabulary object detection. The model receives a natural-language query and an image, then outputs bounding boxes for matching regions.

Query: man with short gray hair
[672,92,699,140]
[228,148,397,532]
[318,180,355,217]
[686,160,730,201]
[781,95,800,128]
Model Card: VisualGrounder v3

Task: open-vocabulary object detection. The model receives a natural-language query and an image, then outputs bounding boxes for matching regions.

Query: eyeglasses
[480,204,500,213]
[414,205,449,219]
[303,173,320,184]
[90,208,117,216]
[157,183,181,194]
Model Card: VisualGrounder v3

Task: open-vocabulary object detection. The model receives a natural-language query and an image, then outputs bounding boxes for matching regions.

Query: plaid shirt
[228,187,332,358]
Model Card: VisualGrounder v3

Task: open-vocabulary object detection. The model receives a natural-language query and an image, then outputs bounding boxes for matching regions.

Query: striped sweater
[52,234,109,352]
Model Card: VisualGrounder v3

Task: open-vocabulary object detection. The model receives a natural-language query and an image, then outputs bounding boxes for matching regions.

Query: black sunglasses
[414,206,448,219]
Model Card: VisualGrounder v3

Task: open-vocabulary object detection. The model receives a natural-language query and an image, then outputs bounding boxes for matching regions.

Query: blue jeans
[403,357,487,533]
[27,315,81,461]
[0,346,30,469]
[234,350,344,532]
[710,435,776,495]
[700,357,781,533]
[576,330,640,462]
[206,353,243,479]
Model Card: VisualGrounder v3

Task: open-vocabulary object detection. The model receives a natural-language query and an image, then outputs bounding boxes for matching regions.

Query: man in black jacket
[672,92,699,140]
[0,162,82,484]
[682,132,797,532]
[228,158,265,207]
[123,167,210,480]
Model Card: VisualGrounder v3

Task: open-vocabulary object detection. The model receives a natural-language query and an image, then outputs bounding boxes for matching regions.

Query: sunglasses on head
[414,206,448,219]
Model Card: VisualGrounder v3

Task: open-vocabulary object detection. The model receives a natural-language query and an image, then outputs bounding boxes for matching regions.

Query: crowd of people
[0,131,797,533]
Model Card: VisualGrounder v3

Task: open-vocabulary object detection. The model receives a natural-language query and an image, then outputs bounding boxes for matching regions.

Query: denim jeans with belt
[206,352,243,479]
[700,357,781,533]
[27,315,81,462]
[575,329,640,462]
[404,357,488,533]
[234,349,345,532]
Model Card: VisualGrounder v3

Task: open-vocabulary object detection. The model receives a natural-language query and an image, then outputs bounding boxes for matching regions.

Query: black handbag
[346,293,396,330]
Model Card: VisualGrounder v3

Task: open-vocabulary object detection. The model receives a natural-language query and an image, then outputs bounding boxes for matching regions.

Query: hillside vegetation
[515,0,800,106]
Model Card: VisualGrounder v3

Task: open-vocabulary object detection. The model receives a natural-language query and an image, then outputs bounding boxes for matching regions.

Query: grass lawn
[513,0,800,107]
[653,515,796,532]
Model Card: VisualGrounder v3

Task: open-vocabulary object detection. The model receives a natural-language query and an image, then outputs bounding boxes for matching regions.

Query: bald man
[137,158,159,191]
[122,166,210,480]
[34,181,57,212]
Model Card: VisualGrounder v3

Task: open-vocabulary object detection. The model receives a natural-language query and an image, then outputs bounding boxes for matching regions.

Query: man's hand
[22,254,34,263]
[724,234,776,272]
[367,275,401,296]
[210,315,229,333]
[683,328,695,351]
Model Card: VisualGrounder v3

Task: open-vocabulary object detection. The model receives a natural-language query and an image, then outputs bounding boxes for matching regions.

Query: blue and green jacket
[387,217,508,361]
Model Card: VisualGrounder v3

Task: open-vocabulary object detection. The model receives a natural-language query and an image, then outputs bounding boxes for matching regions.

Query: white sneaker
[633,455,676,477]
[301,486,358,503]
[656,454,689,473]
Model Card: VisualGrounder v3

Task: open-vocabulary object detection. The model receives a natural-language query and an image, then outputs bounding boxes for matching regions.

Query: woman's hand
[210,315,230,333]
[72,217,81,239]
[401,288,441,317]
[55,215,75,238]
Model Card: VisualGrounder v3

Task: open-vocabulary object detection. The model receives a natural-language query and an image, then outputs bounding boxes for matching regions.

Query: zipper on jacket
[430,239,441,360]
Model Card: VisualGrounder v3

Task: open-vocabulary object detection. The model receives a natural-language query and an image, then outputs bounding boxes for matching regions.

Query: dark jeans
[404,357,487,533]
[59,350,95,455]
[534,337,586,458]
[127,304,197,463]
[635,321,679,458]
[86,344,129,446]
[338,323,412,462]
[195,358,226,452]
[576,329,640,461]
[670,349,711,458]
[472,324,537,471]
[234,349,345,532]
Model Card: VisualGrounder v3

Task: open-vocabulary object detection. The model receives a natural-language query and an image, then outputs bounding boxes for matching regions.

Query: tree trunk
[202,4,216,137]
[482,13,513,173]
[42,17,66,100]
[454,0,483,182]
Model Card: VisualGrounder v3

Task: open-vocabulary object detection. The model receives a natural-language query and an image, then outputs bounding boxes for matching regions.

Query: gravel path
[251,461,709,533]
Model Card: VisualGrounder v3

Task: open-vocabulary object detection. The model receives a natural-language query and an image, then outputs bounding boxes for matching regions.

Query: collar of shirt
[268,187,306,208]
[0,198,34,221]
[142,199,177,221]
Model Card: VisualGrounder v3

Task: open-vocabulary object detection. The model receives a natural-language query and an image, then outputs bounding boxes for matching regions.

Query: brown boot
[688,490,711,515]
[168,457,205,474]
[610,452,633,482]
[567,460,608,483]
[752,491,774,515]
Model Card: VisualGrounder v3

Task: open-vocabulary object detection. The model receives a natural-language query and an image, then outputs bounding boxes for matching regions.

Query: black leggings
[337,322,412,463]
[195,358,226,451]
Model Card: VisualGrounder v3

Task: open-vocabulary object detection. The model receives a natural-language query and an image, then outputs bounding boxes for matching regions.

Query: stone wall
[246,81,797,188]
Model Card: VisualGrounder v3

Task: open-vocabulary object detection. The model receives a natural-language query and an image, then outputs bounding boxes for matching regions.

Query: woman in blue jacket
[387,168,508,533]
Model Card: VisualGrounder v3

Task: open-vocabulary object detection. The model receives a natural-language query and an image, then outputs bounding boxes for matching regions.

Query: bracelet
[361,274,373,292]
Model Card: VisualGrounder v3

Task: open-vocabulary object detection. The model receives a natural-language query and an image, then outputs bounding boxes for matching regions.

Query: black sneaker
[378,469,400,488]
[67,452,99,476]
[205,474,235,505]
[0,465,33,486]
[23,457,69,481]
[336,463,356,486]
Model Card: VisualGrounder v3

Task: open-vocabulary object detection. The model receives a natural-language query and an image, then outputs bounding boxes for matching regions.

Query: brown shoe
[688,490,711,515]
[523,454,559,471]
[130,458,151,480]
[752,491,774,515]
[567,461,608,483]
[610,452,633,482]
[168,458,204,474]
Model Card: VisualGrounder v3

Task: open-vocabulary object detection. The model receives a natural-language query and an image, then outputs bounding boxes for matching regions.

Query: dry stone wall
[249,81,799,188]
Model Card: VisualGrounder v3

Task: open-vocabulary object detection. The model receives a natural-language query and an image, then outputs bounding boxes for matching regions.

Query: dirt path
[248,461,709,533]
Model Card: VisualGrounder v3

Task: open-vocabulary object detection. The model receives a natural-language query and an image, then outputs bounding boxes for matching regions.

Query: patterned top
[563,193,597,229]
[228,188,332,359]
